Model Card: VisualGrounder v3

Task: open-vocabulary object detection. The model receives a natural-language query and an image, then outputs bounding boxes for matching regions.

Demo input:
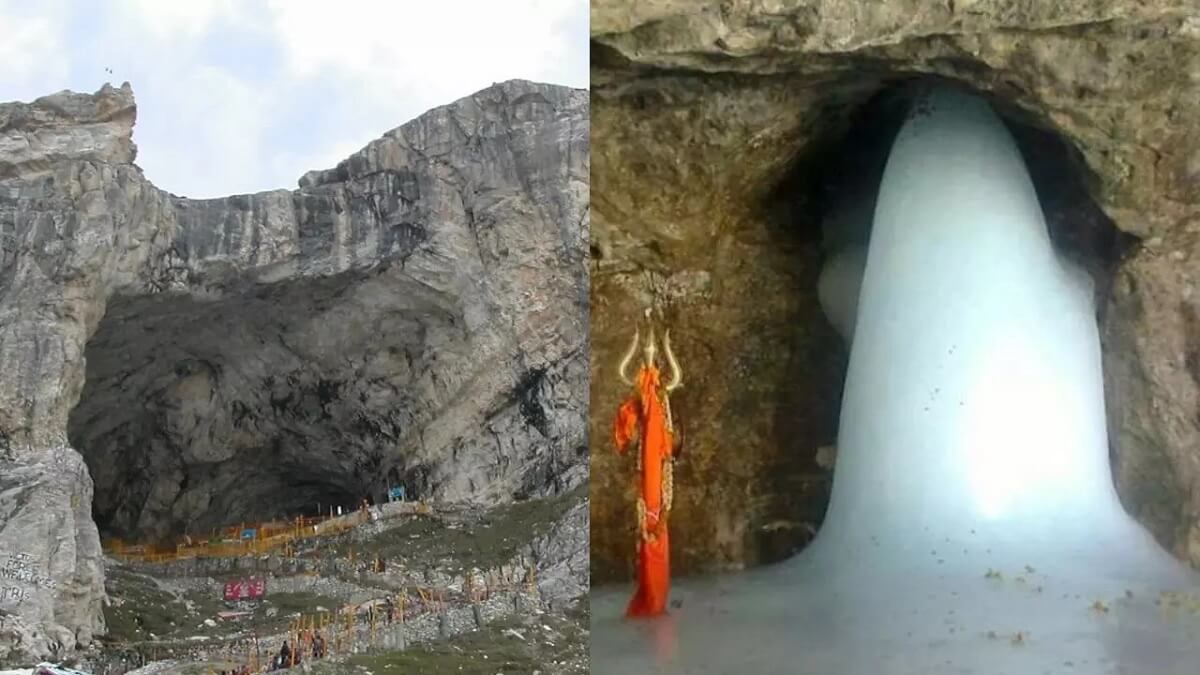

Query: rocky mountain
[589,0,1199,580]
[0,79,588,663]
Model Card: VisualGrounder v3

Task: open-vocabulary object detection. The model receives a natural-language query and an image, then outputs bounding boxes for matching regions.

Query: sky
[0,0,588,198]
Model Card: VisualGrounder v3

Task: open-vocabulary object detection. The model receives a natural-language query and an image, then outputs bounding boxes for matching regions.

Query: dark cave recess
[69,269,448,543]
[782,76,1135,300]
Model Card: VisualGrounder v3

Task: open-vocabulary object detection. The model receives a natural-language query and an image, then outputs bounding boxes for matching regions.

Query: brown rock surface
[589,0,1200,582]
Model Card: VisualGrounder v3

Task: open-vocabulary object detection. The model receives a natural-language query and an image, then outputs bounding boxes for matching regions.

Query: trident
[616,309,683,458]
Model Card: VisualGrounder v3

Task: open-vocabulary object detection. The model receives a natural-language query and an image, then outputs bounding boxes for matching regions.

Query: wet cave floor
[590,530,1200,675]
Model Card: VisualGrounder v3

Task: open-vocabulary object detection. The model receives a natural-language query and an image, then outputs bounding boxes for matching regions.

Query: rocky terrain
[0,78,588,664]
[69,495,586,674]
[589,0,1199,581]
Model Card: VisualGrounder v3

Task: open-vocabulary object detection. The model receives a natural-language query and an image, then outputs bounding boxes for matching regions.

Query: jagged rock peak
[299,78,588,190]
[0,82,137,177]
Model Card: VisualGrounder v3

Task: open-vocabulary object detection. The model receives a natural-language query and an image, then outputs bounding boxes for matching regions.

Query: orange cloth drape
[614,364,674,617]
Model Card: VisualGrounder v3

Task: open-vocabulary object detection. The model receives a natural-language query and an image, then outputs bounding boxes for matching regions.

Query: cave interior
[589,76,1199,675]
[759,73,1139,555]
[67,266,452,544]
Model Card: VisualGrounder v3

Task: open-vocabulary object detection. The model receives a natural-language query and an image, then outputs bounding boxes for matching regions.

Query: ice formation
[591,85,1200,674]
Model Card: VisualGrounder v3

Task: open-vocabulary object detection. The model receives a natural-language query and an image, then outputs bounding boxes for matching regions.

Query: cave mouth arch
[66,268,438,545]
[778,73,1137,298]
[749,73,1140,565]
[592,78,1199,675]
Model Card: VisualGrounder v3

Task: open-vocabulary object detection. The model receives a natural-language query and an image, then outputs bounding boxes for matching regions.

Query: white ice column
[816,86,1129,557]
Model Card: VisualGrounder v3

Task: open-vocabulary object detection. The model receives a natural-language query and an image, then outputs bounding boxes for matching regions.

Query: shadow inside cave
[68,268,452,543]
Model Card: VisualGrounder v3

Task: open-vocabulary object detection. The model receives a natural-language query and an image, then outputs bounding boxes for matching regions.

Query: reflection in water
[650,612,677,664]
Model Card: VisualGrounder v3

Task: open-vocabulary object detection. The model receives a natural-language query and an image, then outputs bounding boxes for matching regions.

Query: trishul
[617,311,683,436]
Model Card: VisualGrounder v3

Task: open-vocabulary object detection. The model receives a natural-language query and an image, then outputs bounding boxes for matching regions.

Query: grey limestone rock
[0,79,588,664]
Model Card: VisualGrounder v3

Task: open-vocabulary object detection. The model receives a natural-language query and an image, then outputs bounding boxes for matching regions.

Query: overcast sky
[0,0,588,198]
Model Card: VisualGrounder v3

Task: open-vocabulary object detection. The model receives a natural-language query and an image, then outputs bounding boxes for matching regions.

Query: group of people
[213,633,329,672]
[267,633,327,670]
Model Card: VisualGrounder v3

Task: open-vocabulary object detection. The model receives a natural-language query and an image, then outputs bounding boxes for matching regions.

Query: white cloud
[0,0,587,198]
[266,0,581,91]
[112,0,238,41]
[260,0,586,156]
[139,65,274,197]
[0,1,70,100]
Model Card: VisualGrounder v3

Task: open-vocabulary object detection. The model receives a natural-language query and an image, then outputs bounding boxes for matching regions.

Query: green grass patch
[248,591,342,634]
[263,591,339,615]
[102,566,340,646]
[324,485,584,572]
[311,613,586,675]
[102,568,186,642]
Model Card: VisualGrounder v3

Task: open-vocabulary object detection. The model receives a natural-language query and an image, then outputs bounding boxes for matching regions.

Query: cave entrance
[759,74,1136,562]
[67,270,432,545]
[596,76,1187,675]
[791,75,1134,301]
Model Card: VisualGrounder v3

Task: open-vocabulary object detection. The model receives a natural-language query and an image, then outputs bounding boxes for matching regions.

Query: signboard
[240,528,256,540]
[223,577,266,601]
[388,486,406,502]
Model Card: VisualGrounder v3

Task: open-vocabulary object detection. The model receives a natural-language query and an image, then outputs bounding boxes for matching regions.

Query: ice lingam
[590,85,1200,674]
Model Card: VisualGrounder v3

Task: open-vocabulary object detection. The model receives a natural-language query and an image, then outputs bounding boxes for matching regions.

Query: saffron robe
[614,364,674,617]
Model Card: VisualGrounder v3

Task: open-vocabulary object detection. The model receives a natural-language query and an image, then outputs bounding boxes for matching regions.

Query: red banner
[223,577,266,601]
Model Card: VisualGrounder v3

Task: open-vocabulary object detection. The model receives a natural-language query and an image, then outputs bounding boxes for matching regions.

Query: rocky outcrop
[0,80,588,664]
[528,497,589,605]
[589,1,1199,581]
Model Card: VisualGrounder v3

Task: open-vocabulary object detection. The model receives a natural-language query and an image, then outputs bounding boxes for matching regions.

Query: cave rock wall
[589,0,1199,581]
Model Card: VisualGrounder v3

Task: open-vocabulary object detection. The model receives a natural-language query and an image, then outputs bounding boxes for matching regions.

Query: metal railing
[102,503,415,563]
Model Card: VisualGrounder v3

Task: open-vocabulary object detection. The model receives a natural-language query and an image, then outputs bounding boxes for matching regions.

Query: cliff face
[0,80,588,663]
[589,1,1199,581]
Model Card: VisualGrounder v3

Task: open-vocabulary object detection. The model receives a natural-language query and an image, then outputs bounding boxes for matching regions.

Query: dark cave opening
[773,75,1136,286]
[66,269,450,545]
[752,74,1138,563]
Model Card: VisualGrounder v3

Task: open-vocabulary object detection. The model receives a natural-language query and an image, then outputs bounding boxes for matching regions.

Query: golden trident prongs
[617,310,684,479]
[617,308,683,392]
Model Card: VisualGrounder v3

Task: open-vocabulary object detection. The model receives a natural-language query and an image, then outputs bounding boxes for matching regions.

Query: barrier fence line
[102,502,433,564]
[106,563,539,673]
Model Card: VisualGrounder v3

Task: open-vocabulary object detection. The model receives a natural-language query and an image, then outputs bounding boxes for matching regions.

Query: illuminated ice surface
[590,86,1200,674]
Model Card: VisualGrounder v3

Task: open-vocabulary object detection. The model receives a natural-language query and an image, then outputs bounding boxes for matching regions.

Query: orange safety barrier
[104,502,417,564]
